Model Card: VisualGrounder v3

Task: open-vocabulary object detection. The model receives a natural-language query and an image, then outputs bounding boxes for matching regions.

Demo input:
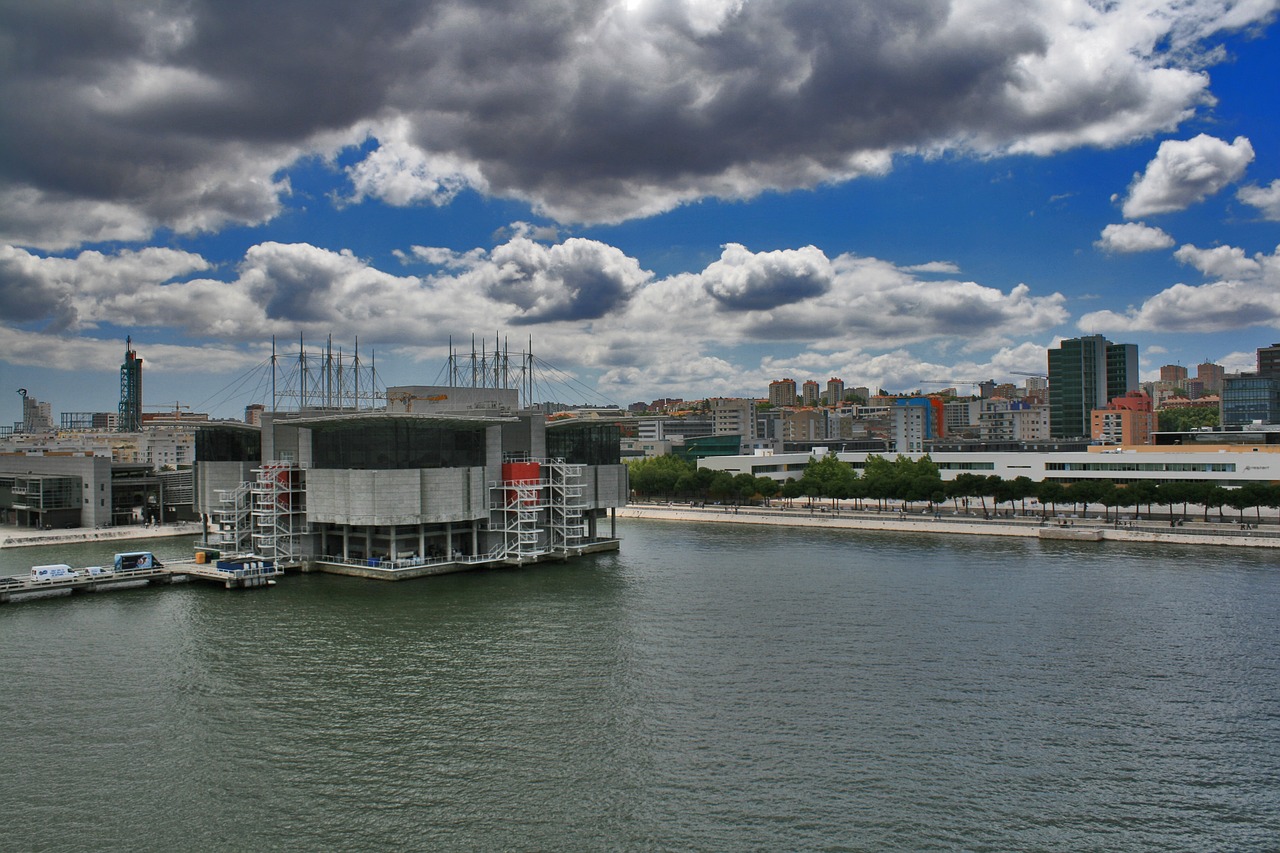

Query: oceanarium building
[194,386,627,576]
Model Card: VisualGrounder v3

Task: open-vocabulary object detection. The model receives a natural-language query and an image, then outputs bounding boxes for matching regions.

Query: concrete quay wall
[1,522,205,550]
[618,505,1280,550]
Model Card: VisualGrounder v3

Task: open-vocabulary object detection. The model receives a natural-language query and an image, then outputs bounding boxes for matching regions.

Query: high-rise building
[709,397,756,446]
[1047,335,1138,439]
[891,398,944,453]
[826,377,845,406]
[768,378,797,407]
[1257,344,1280,378]
[1196,362,1225,393]
[20,392,53,433]
[1160,364,1188,384]
[119,336,143,432]
[801,380,820,407]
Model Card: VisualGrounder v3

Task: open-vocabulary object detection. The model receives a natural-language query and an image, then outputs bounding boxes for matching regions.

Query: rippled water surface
[2,523,1278,851]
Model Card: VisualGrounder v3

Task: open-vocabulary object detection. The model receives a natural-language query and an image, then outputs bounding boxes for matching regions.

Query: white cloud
[0,325,263,373]
[1121,134,1255,218]
[344,120,486,208]
[1080,245,1280,333]
[1238,178,1280,220]
[1173,243,1264,278]
[702,244,831,310]
[1095,222,1175,253]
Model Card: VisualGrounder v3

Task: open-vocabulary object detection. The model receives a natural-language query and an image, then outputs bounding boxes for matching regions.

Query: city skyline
[2,1,1279,424]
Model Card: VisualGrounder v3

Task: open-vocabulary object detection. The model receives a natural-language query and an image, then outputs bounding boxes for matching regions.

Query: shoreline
[0,522,206,550]
[619,503,1280,549]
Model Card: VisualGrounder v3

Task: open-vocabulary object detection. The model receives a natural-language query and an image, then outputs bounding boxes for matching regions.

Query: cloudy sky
[2,0,1279,423]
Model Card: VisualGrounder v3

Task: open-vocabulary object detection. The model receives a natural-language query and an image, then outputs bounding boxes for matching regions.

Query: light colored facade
[636,417,713,442]
[20,395,54,433]
[945,400,981,437]
[892,405,928,453]
[979,399,1049,442]
[801,381,820,407]
[699,445,1280,489]
[768,379,798,407]
[783,408,825,442]
[709,397,756,443]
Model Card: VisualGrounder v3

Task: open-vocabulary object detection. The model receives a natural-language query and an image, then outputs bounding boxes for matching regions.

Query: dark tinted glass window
[312,422,486,469]
[196,428,262,462]
[546,424,621,466]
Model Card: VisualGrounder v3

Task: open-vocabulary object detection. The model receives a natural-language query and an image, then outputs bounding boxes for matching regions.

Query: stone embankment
[0,522,206,549]
[619,503,1280,549]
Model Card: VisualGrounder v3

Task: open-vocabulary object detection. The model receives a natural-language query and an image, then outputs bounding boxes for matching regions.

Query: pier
[0,559,282,604]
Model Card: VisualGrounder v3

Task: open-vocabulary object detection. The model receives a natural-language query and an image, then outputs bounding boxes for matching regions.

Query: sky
[3,0,1280,425]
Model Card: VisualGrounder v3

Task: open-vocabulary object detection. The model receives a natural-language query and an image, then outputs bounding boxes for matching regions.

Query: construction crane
[143,402,192,419]
[921,379,995,395]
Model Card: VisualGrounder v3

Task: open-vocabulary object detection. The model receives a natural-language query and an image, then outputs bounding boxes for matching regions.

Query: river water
[2,521,1277,851]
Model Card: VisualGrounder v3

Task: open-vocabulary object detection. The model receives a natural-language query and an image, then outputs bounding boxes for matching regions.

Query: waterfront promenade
[621,501,1280,549]
[0,521,204,550]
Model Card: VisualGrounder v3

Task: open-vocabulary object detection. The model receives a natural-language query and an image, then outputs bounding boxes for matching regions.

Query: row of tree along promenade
[627,453,1280,528]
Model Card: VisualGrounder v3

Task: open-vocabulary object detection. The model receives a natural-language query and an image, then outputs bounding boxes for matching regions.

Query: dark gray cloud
[1,0,1273,247]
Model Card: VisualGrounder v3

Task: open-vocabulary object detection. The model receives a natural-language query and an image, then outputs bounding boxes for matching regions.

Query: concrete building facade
[195,401,628,569]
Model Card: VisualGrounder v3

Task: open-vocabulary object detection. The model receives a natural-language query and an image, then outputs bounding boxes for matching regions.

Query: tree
[1157,406,1220,432]
[798,453,859,506]
[732,473,759,505]
[707,471,736,503]
[1036,480,1067,518]
[627,455,695,498]
[1008,476,1037,515]
[1201,485,1230,522]
[861,455,897,510]
[1067,480,1114,520]
[755,477,781,502]
[1127,480,1159,517]
[781,478,804,505]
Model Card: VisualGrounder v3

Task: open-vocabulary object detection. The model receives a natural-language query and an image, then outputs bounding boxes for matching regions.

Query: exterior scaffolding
[491,477,547,564]
[544,459,587,555]
[210,482,254,555]
[250,462,307,564]
[489,458,587,563]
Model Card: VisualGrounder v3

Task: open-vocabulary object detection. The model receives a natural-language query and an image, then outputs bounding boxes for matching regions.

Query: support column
[470,522,478,556]
[342,524,350,560]
[390,525,398,560]
[446,522,453,557]
[418,524,425,557]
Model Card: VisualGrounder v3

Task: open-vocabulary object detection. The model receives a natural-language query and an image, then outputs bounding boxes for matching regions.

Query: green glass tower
[1047,335,1137,439]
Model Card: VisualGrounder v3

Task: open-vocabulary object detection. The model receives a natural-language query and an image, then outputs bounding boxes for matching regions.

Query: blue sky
[2,0,1280,426]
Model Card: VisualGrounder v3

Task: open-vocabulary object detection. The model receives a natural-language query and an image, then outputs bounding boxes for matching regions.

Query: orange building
[1091,391,1155,445]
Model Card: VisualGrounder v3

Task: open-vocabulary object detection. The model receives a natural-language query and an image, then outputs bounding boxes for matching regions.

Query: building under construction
[193,339,627,578]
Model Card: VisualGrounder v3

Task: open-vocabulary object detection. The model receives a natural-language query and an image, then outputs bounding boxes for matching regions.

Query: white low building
[698,444,1280,488]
